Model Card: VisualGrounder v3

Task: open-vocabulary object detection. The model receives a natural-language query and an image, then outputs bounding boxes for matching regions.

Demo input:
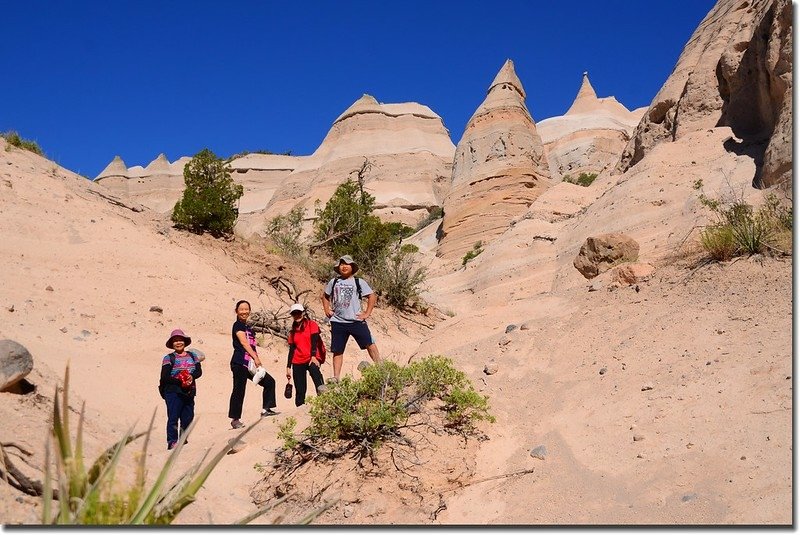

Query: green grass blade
[42,438,53,524]
[86,431,146,485]
[151,420,260,523]
[127,416,201,524]
[233,494,291,525]
[71,425,139,522]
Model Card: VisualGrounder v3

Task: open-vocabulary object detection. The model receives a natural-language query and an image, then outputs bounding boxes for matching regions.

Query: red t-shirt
[288,319,321,365]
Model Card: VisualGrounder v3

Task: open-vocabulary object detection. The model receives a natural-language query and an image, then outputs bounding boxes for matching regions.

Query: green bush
[172,149,244,237]
[370,243,427,309]
[311,164,424,308]
[296,357,493,455]
[266,206,306,255]
[698,190,792,258]
[700,224,737,261]
[2,130,44,156]
[562,172,597,187]
[462,241,484,266]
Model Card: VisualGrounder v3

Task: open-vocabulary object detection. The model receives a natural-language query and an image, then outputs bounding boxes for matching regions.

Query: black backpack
[330,276,363,301]
[158,351,197,399]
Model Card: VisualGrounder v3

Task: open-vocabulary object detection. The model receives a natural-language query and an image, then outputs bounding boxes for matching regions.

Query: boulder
[573,233,639,279]
[611,263,655,285]
[0,340,34,391]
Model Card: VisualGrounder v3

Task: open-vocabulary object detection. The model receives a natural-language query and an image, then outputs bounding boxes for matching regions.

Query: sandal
[231,420,245,429]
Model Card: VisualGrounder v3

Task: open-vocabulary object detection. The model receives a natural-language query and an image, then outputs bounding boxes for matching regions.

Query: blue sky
[1,1,716,178]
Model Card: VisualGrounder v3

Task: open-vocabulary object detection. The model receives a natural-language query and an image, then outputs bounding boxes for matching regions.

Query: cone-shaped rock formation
[438,59,551,259]
[95,155,128,180]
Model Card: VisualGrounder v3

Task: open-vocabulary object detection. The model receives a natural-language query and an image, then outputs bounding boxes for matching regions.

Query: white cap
[289,303,304,314]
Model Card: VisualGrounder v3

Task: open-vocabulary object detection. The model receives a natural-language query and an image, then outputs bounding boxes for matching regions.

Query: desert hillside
[0,0,792,525]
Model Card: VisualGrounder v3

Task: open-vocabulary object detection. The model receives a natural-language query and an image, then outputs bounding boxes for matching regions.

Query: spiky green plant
[42,366,278,525]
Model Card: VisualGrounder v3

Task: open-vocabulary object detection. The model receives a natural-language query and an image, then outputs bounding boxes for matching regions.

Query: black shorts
[330,321,374,354]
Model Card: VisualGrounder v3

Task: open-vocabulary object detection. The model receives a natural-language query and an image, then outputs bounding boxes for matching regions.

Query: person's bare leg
[332,353,344,380]
[366,343,381,363]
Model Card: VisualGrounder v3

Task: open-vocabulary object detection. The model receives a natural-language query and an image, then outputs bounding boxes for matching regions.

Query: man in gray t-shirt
[322,255,382,380]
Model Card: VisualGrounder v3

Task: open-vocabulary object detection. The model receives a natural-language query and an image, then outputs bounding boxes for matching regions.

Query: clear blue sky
[1,1,716,178]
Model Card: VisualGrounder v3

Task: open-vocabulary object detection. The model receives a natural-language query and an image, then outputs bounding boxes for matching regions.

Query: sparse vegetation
[370,243,427,309]
[171,149,244,238]
[278,357,493,463]
[562,172,597,187]
[414,206,444,232]
[462,241,484,266]
[41,366,274,525]
[226,149,293,162]
[698,189,792,260]
[266,206,306,256]
[308,159,424,309]
[2,130,44,156]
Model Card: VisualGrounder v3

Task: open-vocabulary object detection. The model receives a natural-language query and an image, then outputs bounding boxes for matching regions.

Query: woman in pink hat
[159,329,203,450]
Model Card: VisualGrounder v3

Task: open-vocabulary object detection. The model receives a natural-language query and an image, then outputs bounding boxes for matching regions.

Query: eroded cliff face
[438,60,552,260]
[616,0,792,191]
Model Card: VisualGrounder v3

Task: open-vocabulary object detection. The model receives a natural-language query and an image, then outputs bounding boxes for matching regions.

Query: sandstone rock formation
[616,0,792,191]
[573,233,640,279]
[438,59,552,260]
[95,153,188,213]
[538,73,646,178]
[0,340,33,392]
[256,94,455,232]
[95,96,454,236]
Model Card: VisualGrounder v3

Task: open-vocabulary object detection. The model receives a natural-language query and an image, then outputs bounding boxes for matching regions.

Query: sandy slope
[0,124,791,525]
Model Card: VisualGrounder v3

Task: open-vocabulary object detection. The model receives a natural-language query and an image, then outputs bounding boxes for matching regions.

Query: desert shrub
[172,149,243,237]
[698,189,791,258]
[311,162,424,308]
[563,172,597,187]
[42,366,275,525]
[370,243,427,309]
[266,206,306,256]
[312,178,413,267]
[700,224,737,261]
[2,130,44,156]
[278,417,299,451]
[297,357,493,456]
[414,206,444,232]
[462,241,484,266]
[443,386,494,431]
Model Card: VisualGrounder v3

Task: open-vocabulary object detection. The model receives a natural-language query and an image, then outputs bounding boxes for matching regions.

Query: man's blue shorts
[330,320,374,354]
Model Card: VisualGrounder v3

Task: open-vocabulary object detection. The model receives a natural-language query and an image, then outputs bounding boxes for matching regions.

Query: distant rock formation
[538,73,646,178]
[94,153,188,213]
[438,59,551,260]
[616,0,792,190]
[246,94,455,233]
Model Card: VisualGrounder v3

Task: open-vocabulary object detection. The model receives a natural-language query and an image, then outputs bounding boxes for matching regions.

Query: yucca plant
[42,365,281,525]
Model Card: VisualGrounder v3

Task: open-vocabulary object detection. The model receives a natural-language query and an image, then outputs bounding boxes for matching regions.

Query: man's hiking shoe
[261,408,279,417]
[231,420,245,429]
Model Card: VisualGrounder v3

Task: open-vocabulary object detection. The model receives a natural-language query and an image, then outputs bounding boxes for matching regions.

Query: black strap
[330,276,362,300]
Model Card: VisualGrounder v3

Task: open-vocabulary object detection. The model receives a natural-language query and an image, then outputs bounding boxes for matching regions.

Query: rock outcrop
[258,94,455,231]
[616,0,792,191]
[94,153,188,213]
[0,339,33,392]
[438,59,552,260]
[538,73,646,178]
[573,233,640,279]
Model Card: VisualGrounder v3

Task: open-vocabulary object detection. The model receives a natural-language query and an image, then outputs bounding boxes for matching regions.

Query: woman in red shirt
[285,303,326,406]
